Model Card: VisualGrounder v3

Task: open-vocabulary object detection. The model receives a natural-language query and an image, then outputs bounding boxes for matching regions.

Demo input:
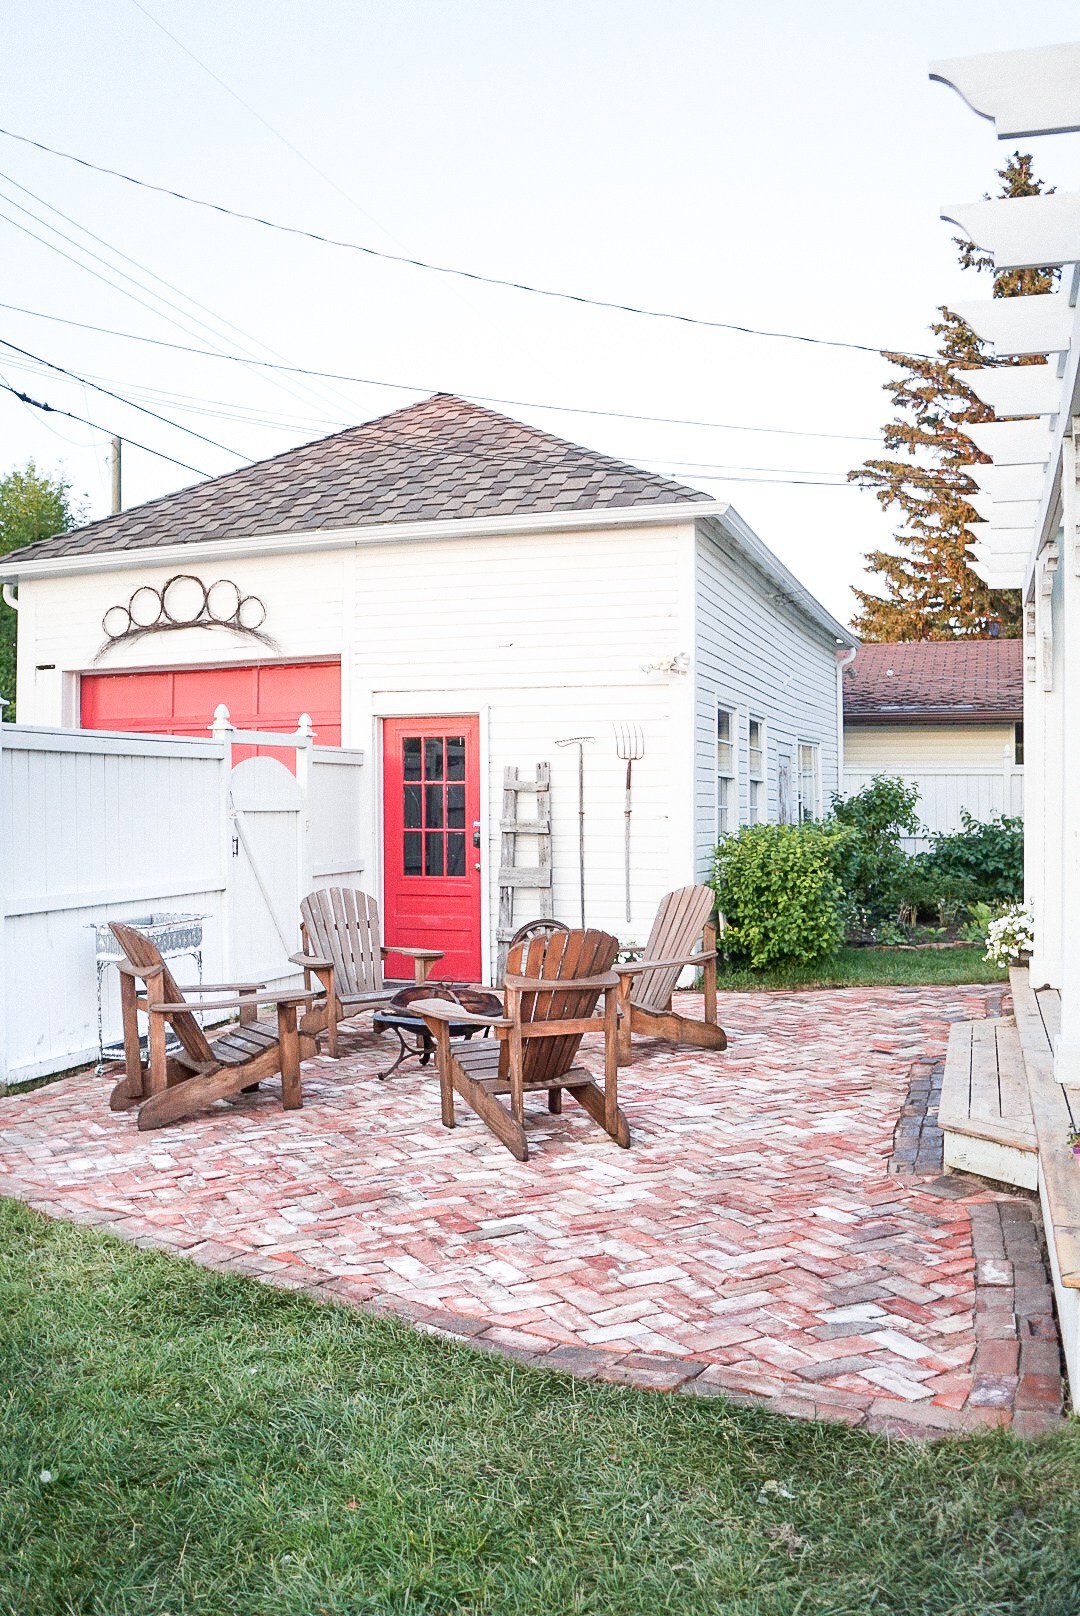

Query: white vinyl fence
[0,714,365,1088]
[841,763,1024,852]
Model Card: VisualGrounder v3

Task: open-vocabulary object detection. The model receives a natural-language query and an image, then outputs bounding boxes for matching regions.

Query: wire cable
[0,379,210,477]
[0,300,883,443]
[0,125,919,358]
[0,173,362,422]
[127,0,402,245]
[0,338,250,461]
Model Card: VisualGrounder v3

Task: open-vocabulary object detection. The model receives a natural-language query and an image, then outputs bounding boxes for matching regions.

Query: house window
[748,716,765,823]
[796,742,820,822]
[1014,722,1024,766]
[716,705,737,836]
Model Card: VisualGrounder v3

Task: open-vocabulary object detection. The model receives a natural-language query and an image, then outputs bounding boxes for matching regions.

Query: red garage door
[81,662,341,765]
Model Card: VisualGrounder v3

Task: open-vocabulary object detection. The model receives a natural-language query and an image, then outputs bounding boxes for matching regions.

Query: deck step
[1008,967,1080,1400]
[939,1017,1038,1190]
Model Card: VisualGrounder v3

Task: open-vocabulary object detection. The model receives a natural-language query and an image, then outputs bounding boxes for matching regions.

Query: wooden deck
[941,968,1080,1396]
[940,1017,1038,1189]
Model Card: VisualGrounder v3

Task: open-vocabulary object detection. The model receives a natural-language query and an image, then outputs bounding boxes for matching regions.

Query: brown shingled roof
[14,393,711,565]
[843,639,1023,723]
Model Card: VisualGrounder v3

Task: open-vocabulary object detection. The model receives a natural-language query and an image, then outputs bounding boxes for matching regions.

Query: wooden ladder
[496,763,553,975]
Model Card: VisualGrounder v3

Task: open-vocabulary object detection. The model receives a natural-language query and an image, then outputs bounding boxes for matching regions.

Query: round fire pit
[372,983,503,1080]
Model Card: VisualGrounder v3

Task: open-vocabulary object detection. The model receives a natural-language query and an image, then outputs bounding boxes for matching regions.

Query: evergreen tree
[0,460,84,719]
[850,154,1057,641]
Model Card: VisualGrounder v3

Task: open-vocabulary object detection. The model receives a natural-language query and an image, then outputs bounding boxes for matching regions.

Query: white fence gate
[0,711,365,1088]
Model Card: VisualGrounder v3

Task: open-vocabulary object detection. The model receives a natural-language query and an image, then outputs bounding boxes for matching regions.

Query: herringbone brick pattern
[0,986,1063,1436]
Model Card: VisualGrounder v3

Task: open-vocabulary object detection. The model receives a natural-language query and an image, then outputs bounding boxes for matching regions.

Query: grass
[716,945,1007,993]
[1,1200,1078,1616]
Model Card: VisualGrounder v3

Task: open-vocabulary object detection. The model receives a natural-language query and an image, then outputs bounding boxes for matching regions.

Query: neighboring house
[2,394,853,977]
[842,639,1024,847]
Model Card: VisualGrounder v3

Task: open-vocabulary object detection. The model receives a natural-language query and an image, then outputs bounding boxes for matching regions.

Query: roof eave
[1,499,724,583]
[701,508,858,647]
[844,707,1022,725]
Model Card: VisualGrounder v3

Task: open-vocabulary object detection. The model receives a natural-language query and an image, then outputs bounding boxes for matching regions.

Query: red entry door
[382,716,482,982]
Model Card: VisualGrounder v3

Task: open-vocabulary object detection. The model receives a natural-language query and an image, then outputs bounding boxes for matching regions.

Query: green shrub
[829,775,922,929]
[923,810,1023,905]
[894,854,976,927]
[712,822,850,969]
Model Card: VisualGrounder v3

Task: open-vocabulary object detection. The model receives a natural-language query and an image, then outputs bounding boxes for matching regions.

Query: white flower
[984,902,1035,968]
[39,1470,52,1484]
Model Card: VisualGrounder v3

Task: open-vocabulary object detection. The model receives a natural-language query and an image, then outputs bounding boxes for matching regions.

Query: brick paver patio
[0,985,1064,1437]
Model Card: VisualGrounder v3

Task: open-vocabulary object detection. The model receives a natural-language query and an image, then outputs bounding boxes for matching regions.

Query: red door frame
[382,715,482,983]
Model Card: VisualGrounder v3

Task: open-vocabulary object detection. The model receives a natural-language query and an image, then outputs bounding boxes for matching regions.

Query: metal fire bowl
[387,982,502,1018]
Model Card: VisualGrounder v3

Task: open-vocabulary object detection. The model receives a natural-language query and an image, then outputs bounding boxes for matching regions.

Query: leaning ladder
[496,763,553,975]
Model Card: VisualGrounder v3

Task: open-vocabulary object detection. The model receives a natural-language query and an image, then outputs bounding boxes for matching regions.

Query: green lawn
[716,945,1006,993]
[1,1200,1077,1616]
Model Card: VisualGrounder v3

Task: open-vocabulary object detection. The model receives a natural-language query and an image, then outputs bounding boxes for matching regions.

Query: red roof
[843,639,1023,723]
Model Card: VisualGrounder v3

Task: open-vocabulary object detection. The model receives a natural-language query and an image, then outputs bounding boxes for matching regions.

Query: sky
[3,0,1080,627]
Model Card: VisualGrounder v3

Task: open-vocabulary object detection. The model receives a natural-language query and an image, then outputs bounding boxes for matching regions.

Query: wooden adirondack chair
[412,927,628,1162]
[614,885,726,1064]
[290,887,444,1057]
[108,920,317,1131]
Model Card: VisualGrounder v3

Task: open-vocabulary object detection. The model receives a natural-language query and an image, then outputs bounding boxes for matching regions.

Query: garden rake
[614,722,645,923]
[555,735,594,926]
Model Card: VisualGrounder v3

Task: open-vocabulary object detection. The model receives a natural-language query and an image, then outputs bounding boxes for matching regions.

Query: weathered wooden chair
[412,927,628,1162]
[108,920,317,1131]
[614,884,725,1064]
[290,887,443,1057]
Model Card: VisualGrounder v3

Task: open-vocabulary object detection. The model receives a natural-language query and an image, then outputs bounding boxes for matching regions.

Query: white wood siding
[351,523,698,962]
[845,723,1016,767]
[14,522,701,974]
[692,517,842,879]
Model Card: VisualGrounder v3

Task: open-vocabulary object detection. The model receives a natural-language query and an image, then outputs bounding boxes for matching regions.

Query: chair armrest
[504,971,619,991]
[148,990,313,1014]
[173,980,266,993]
[409,998,512,1029]
[615,952,714,976]
[116,959,163,979]
[289,952,334,971]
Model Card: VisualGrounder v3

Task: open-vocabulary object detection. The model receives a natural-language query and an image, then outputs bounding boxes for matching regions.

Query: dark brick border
[12,1183,1065,1441]
[890,1057,946,1176]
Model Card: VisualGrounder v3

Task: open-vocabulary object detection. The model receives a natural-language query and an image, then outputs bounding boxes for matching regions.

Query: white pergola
[932,44,1080,1082]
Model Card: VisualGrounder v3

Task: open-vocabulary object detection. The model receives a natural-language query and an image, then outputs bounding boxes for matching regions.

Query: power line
[0,171,363,422]
[0,379,210,476]
[0,125,915,358]
[0,300,883,443]
[126,0,402,245]
[0,338,250,461]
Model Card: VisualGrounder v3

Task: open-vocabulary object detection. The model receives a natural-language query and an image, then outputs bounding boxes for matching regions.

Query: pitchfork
[614,723,645,923]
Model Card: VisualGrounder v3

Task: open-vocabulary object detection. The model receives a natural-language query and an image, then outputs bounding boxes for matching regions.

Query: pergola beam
[930,44,1080,138]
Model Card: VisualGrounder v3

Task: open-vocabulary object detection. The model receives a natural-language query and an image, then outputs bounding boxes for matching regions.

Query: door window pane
[447,783,466,828]
[425,832,444,876]
[424,784,444,828]
[424,737,444,780]
[446,832,466,875]
[403,784,422,828]
[404,831,422,876]
[403,737,422,780]
[447,736,466,780]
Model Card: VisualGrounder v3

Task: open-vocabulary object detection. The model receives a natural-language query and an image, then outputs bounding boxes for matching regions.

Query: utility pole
[109,437,122,514]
